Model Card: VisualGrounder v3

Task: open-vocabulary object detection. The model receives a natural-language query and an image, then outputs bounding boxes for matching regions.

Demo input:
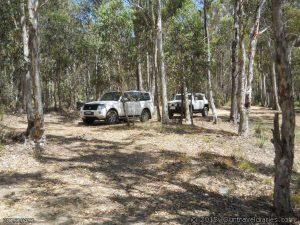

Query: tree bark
[146,51,150,91]
[204,0,218,124]
[183,80,191,125]
[268,38,280,111]
[157,0,169,124]
[28,0,45,148]
[230,0,239,124]
[137,40,143,90]
[244,0,266,134]
[150,0,160,121]
[262,72,267,107]
[20,0,34,137]
[237,0,247,136]
[271,0,295,218]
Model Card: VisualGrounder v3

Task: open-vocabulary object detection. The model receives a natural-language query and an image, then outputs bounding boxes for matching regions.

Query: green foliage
[238,160,257,173]
[291,193,300,209]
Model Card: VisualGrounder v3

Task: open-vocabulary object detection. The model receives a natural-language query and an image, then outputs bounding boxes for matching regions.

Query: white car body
[168,93,209,117]
[80,91,155,124]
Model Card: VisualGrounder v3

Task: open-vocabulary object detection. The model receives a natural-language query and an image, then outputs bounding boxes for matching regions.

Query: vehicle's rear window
[196,94,204,100]
[141,93,150,101]
[175,95,192,100]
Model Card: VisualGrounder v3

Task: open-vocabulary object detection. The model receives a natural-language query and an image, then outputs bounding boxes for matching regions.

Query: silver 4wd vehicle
[168,93,209,118]
[80,91,154,125]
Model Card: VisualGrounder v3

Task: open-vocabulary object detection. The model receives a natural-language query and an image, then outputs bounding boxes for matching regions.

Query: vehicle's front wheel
[140,109,151,123]
[83,118,95,125]
[106,110,119,124]
[202,107,208,117]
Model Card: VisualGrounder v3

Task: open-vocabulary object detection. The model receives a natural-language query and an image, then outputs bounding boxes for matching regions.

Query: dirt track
[0,107,299,224]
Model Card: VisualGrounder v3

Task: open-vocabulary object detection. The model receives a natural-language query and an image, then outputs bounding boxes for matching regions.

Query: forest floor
[0,106,299,225]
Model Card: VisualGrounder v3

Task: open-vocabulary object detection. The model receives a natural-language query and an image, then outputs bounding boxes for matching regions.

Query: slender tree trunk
[271,0,295,218]
[150,53,156,100]
[237,0,247,136]
[157,0,169,124]
[204,0,218,124]
[262,72,267,107]
[20,0,34,137]
[244,0,266,134]
[268,39,281,111]
[183,79,191,125]
[137,40,143,90]
[28,0,45,149]
[230,0,239,123]
[146,51,150,91]
[150,0,160,121]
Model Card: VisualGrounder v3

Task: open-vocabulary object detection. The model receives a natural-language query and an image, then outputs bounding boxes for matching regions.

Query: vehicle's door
[123,92,139,116]
[140,92,153,115]
[197,94,205,110]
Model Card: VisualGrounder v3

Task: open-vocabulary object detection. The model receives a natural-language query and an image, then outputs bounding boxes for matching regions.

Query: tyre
[202,107,208,117]
[169,112,174,119]
[140,109,151,123]
[83,118,95,125]
[105,110,119,124]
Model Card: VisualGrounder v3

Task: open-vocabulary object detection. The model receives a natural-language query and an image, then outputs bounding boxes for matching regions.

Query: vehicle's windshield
[175,94,192,100]
[100,92,121,101]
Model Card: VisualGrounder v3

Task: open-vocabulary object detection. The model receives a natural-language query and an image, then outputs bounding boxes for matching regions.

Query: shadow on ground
[0,134,288,224]
[1,123,299,224]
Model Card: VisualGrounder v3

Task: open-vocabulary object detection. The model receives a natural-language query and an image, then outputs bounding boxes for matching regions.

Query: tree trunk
[28,0,45,149]
[237,0,247,136]
[150,0,160,121]
[271,0,295,218]
[230,0,239,124]
[137,40,143,90]
[268,39,281,111]
[244,0,266,134]
[20,0,34,137]
[204,0,218,124]
[146,51,150,91]
[157,0,169,124]
[183,79,191,125]
[262,72,267,107]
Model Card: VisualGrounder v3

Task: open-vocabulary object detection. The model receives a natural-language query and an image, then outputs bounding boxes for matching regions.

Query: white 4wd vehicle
[80,91,154,125]
[168,93,209,118]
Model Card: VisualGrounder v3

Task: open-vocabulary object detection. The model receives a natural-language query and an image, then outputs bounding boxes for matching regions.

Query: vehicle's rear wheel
[83,118,95,125]
[106,110,119,124]
[202,107,208,117]
[140,109,151,122]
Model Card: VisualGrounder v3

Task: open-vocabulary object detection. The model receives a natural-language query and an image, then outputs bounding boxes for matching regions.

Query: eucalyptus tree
[230,0,239,123]
[28,0,45,149]
[271,0,297,217]
[157,0,169,124]
[20,0,34,136]
[203,0,218,124]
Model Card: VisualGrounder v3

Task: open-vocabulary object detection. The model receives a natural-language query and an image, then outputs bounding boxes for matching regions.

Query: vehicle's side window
[124,92,138,101]
[141,93,150,101]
